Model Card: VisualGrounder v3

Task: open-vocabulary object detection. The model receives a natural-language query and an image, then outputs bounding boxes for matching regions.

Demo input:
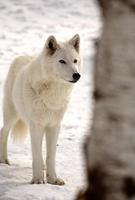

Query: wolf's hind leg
[0,126,11,164]
[0,100,18,165]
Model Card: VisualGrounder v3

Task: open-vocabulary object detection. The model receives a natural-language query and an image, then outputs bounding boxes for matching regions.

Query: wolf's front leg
[30,122,45,184]
[46,124,65,185]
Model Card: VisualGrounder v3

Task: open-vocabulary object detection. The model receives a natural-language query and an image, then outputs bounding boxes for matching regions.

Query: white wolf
[0,34,81,184]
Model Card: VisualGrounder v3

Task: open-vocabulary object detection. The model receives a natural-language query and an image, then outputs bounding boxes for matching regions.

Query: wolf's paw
[0,158,10,165]
[47,176,65,185]
[30,177,45,184]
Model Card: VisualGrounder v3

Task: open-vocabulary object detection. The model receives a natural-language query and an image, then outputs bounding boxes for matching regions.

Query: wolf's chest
[37,82,72,110]
[26,82,72,126]
[31,101,66,126]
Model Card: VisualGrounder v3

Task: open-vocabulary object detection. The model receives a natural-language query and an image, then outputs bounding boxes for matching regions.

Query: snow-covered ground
[0,0,101,199]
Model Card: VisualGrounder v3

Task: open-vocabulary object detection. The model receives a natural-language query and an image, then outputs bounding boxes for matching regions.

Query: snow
[0,0,101,199]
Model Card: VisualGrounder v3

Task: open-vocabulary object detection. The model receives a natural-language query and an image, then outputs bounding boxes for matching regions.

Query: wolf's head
[41,34,81,83]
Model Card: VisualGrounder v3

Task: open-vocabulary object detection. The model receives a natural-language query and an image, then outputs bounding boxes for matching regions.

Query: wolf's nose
[72,73,81,81]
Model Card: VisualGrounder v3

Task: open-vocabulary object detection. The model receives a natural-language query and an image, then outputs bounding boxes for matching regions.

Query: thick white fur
[0,34,81,184]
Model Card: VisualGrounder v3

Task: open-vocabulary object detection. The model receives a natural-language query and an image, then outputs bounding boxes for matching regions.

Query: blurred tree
[76,0,135,199]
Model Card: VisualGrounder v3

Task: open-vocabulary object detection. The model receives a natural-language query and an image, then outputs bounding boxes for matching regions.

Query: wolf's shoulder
[11,55,35,68]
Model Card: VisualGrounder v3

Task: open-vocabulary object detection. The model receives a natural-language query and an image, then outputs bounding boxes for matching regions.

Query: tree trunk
[76,0,135,200]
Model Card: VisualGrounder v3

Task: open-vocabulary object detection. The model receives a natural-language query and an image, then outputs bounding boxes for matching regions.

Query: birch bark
[76,1,135,199]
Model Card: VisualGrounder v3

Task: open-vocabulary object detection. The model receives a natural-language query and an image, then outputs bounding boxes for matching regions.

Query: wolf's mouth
[69,80,77,83]
[62,78,79,83]
[62,73,81,84]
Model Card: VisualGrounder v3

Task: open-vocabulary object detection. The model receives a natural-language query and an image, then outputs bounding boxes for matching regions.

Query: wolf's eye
[59,59,66,64]
[74,59,77,63]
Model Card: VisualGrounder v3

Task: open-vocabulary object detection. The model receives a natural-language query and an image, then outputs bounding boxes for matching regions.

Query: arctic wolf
[0,34,81,184]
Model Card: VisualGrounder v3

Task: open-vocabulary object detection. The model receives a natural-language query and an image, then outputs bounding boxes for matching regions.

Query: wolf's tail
[11,120,28,143]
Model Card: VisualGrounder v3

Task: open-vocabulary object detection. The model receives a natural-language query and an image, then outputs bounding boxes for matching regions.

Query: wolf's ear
[69,34,80,53]
[45,35,58,55]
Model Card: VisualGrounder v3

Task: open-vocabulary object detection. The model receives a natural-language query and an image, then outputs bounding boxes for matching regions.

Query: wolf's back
[4,56,33,98]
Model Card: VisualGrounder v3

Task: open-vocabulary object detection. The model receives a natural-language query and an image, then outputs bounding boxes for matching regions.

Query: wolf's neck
[34,79,73,97]
[28,54,46,85]
[31,79,73,110]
